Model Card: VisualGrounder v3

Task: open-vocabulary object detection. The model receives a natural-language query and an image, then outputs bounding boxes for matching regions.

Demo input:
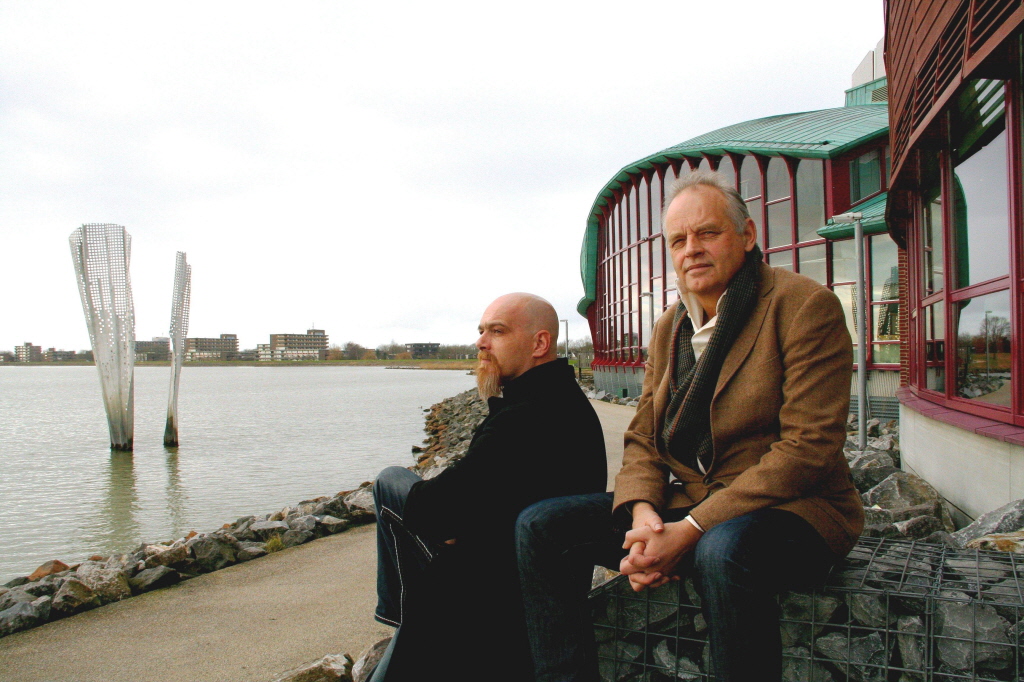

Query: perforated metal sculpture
[164,252,191,447]
[69,224,136,451]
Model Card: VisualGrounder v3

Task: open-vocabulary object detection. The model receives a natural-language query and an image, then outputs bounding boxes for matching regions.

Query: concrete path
[0,400,635,682]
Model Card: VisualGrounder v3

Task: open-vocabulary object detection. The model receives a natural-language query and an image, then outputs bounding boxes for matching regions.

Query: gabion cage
[590,537,1023,681]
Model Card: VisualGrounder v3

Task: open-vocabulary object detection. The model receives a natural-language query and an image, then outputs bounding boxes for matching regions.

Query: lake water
[0,365,475,583]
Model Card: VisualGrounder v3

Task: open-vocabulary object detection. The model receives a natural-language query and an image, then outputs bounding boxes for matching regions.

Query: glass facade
[594,149,900,369]
[904,75,1022,422]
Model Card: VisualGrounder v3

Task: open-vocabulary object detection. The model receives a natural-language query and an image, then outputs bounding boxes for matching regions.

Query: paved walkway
[0,400,634,682]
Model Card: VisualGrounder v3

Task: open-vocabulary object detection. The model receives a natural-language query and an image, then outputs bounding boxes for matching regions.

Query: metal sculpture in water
[164,252,191,447]
[69,224,136,451]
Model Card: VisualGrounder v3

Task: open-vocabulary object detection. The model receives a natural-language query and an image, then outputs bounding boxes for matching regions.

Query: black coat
[396,359,607,680]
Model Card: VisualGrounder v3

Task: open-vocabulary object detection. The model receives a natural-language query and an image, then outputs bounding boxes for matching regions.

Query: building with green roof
[581,46,900,414]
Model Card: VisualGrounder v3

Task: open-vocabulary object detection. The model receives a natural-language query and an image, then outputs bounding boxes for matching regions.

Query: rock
[866,418,881,437]
[781,647,834,682]
[235,544,268,561]
[289,515,317,533]
[187,534,237,572]
[250,520,291,540]
[4,577,29,588]
[779,592,840,647]
[652,639,701,680]
[270,653,353,682]
[321,495,348,519]
[896,616,926,677]
[922,530,959,547]
[21,577,58,598]
[232,516,257,540]
[849,591,895,628]
[27,559,70,582]
[815,631,887,682]
[863,506,893,526]
[862,471,942,510]
[852,464,901,494]
[849,450,895,469]
[966,530,1024,553]
[935,591,1012,671]
[52,579,101,614]
[684,577,701,607]
[0,587,35,612]
[344,489,375,516]
[128,566,180,593]
[352,637,391,682]
[281,530,314,548]
[319,516,349,535]
[0,598,51,637]
[144,543,190,569]
[894,515,945,540]
[75,563,131,604]
[590,566,618,590]
[951,498,1024,547]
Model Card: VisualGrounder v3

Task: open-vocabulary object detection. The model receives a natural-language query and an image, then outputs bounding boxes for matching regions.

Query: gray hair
[663,168,751,235]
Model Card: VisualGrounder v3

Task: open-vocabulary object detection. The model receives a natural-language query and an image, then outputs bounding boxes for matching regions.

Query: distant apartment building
[185,334,239,361]
[406,343,440,359]
[15,343,42,363]
[0,351,15,363]
[235,349,258,362]
[260,329,329,361]
[44,348,79,362]
[136,338,171,362]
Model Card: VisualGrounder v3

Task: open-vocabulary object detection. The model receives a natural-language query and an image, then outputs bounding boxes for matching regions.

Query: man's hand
[619,519,703,592]
[621,501,666,578]
[444,538,457,545]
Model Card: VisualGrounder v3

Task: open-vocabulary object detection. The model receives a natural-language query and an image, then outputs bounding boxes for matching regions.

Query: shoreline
[0,359,476,370]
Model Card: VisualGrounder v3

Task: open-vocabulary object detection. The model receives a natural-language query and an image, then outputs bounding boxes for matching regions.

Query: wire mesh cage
[589,537,1023,681]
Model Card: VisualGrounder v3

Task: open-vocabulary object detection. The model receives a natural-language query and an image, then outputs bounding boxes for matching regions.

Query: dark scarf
[662,246,763,473]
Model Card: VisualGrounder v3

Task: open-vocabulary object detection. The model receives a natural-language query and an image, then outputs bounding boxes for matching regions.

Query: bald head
[476,293,559,386]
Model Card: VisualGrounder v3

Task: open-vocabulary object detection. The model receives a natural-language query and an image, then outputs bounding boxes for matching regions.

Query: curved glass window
[850,150,882,202]
[954,290,1012,406]
[766,158,792,247]
[920,151,944,297]
[924,302,945,392]
[766,157,790,201]
[739,155,762,241]
[650,171,663,233]
[622,185,633,246]
[798,244,827,284]
[767,250,793,271]
[951,126,1009,288]
[717,156,736,187]
[796,159,825,242]
[638,176,650,239]
[832,239,857,283]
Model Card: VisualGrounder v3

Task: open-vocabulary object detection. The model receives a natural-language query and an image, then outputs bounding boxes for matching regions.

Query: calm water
[0,365,474,582]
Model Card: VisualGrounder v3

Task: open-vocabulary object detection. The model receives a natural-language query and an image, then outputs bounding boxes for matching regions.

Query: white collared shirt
[679,289,724,362]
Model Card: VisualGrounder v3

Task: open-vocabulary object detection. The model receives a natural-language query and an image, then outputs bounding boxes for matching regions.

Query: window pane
[921,177,944,296]
[768,250,793,271]
[850,150,881,202]
[623,186,633,245]
[833,284,859,347]
[796,159,825,242]
[746,198,763,244]
[698,157,711,173]
[639,243,650,293]
[638,176,650,238]
[653,235,664,278]
[951,126,1010,288]
[954,290,1011,406]
[832,239,857,283]
[924,301,945,392]
[767,199,792,247]
[798,244,827,284]
[873,344,900,364]
[871,234,900,301]
[873,302,900,341]
[766,157,790,201]
[650,171,663,234]
[717,156,736,187]
[740,156,761,200]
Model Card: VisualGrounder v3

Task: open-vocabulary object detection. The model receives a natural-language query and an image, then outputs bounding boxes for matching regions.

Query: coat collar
[491,358,572,407]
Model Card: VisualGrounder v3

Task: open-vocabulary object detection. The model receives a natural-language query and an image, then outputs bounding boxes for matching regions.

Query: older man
[516,171,863,682]
[370,293,606,682]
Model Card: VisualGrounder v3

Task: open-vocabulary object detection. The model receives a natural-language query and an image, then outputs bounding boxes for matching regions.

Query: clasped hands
[619,501,703,592]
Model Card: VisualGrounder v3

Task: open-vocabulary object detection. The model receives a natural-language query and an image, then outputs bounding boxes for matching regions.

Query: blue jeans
[515,493,838,682]
[371,466,434,682]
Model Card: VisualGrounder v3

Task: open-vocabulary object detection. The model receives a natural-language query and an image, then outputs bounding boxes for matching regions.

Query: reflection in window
[952,127,1010,288]
[833,284,859,347]
[718,156,736,187]
[850,149,881,202]
[871,234,900,301]
[873,303,899,341]
[766,158,792,247]
[798,245,827,284]
[768,250,793,272]
[832,239,857,283]
[638,176,650,239]
[873,344,900,364]
[739,155,763,240]
[955,291,1011,406]
[796,159,825,242]
[650,172,663,234]
[921,189,944,296]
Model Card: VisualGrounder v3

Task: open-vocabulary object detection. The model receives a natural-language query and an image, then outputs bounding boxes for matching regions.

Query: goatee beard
[476,351,502,399]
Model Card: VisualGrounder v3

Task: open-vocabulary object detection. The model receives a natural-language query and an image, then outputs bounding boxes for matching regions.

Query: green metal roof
[577,104,889,316]
[816,191,889,240]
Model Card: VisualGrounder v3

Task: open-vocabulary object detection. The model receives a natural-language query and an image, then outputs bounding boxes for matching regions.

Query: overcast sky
[0,1,884,352]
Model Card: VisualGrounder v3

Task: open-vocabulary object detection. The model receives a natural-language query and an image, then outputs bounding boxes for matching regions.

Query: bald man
[368,293,607,682]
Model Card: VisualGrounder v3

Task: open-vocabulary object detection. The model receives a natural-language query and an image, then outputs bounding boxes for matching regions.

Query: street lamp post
[832,212,866,450]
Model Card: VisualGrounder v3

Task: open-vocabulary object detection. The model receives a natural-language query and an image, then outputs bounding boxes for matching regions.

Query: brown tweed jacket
[613,263,865,557]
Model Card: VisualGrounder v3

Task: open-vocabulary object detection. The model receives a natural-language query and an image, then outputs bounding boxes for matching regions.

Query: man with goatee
[368,292,606,682]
